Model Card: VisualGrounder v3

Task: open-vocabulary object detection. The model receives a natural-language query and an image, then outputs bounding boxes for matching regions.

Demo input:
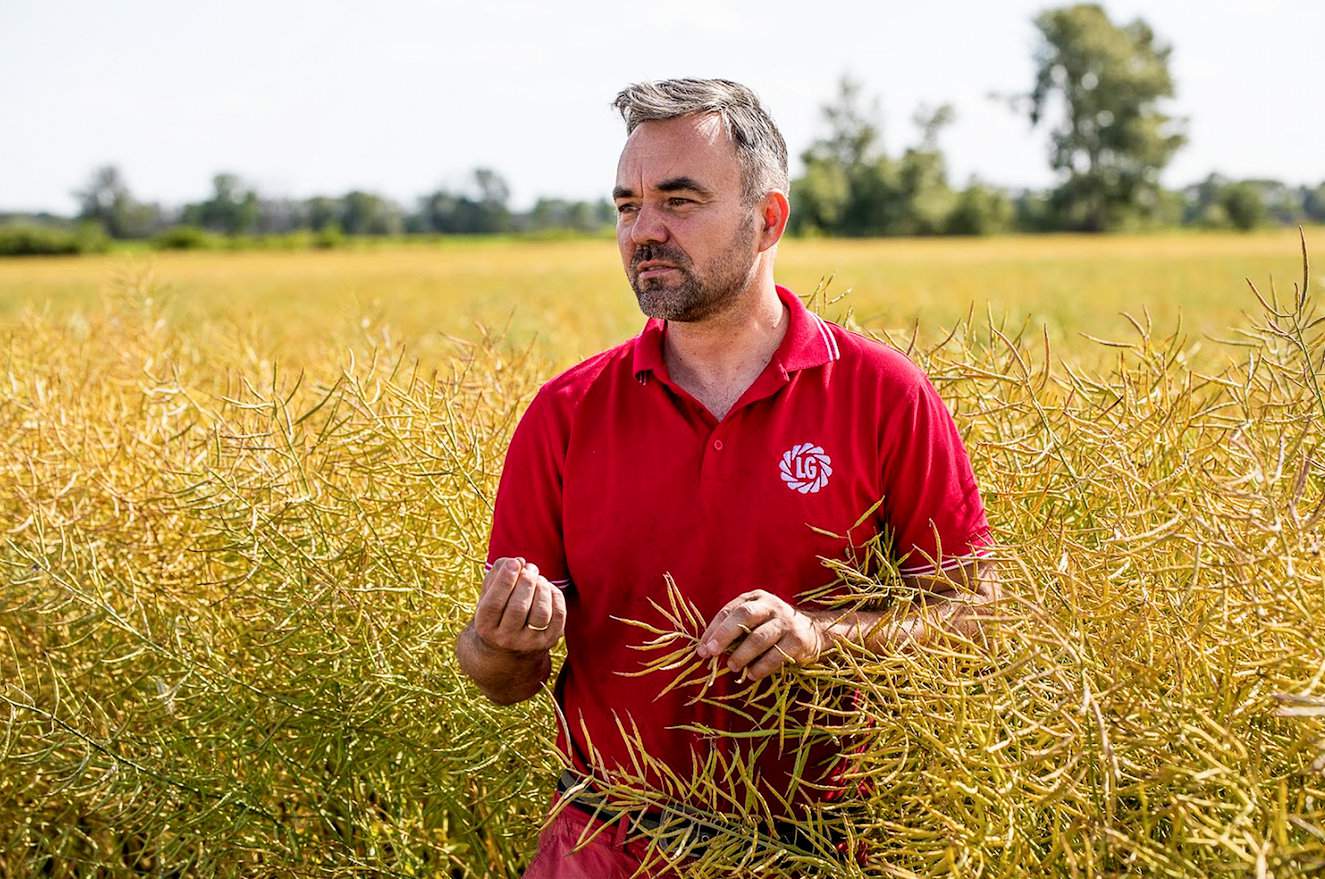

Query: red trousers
[519,793,866,877]
[520,794,691,879]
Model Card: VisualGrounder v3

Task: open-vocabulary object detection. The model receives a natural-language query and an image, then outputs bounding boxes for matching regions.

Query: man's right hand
[471,557,567,655]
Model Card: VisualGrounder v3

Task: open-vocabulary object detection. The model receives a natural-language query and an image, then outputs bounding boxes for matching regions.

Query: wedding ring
[527,621,550,631]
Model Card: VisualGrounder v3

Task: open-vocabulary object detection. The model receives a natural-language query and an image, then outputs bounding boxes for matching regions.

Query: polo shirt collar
[631,283,838,385]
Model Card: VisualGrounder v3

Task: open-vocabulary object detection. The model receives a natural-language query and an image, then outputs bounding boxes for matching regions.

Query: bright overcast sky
[2,0,1321,214]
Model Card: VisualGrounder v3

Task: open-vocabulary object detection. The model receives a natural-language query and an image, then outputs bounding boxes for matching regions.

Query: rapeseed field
[1,229,1323,877]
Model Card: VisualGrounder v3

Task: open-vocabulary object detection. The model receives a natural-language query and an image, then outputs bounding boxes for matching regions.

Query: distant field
[1,228,1321,370]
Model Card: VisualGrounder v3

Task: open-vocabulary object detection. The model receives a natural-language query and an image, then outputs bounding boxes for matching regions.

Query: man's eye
[617,204,637,214]
[668,198,692,207]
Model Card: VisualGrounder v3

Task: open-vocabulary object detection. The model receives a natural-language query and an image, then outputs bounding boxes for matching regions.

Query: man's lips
[636,261,679,279]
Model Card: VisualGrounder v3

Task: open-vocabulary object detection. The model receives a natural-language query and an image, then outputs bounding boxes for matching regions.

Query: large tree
[790,76,961,237]
[339,191,402,236]
[1028,4,1187,231]
[414,168,512,234]
[73,165,161,239]
[790,76,887,235]
[183,173,260,235]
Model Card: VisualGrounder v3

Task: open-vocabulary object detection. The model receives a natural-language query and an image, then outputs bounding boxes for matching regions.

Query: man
[455,78,999,878]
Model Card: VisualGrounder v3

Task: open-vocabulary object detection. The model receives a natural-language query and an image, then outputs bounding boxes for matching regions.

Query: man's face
[614,114,760,322]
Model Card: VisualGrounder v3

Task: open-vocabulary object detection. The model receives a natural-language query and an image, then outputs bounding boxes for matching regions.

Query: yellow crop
[1,228,1322,876]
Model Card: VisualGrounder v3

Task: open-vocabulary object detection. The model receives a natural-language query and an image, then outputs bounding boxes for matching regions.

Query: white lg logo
[779,443,832,494]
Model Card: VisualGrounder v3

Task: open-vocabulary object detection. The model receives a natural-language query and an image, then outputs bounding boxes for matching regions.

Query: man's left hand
[695,590,826,682]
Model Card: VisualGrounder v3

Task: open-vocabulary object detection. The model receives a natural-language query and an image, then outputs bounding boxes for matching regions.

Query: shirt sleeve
[877,369,991,579]
[485,384,573,589]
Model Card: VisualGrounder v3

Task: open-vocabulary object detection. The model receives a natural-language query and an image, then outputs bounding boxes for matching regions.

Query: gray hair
[611,78,790,205]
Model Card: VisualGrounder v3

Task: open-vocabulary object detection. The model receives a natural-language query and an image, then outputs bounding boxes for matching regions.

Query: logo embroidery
[779,443,832,494]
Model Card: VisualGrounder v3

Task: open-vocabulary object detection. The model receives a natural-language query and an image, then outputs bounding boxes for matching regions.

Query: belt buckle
[688,820,716,846]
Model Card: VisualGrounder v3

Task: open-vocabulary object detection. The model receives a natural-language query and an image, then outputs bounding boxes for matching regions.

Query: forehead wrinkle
[614,114,741,199]
[615,146,686,198]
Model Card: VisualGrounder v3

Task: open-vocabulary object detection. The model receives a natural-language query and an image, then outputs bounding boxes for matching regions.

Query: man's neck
[662,278,787,420]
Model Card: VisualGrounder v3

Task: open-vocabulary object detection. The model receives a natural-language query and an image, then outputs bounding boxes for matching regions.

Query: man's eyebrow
[612,177,715,201]
[656,176,714,198]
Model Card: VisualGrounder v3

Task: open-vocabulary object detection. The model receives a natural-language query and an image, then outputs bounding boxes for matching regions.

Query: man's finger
[475,558,523,631]
[697,593,769,650]
[497,562,539,636]
[699,599,772,657]
[697,603,734,650]
[546,582,567,640]
[745,637,796,682]
[526,577,554,631]
[486,557,526,596]
[727,620,783,672]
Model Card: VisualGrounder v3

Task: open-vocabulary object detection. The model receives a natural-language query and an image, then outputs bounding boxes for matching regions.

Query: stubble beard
[630,215,758,323]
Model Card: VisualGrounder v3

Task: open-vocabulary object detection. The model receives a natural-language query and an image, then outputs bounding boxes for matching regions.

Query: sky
[2,0,1322,214]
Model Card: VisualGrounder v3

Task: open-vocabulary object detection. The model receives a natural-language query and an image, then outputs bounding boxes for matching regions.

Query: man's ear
[757,190,790,252]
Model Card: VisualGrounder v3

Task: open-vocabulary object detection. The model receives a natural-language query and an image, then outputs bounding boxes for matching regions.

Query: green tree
[524,198,611,233]
[789,160,850,235]
[341,191,403,235]
[1184,174,1270,231]
[1027,4,1187,231]
[1183,173,1228,226]
[413,190,461,233]
[791,78,967,237]
[947,179,1015,236]
[810,76,882,171]
[184,174,260,235]
[1245,179,1304,224]
[1220,181,1267,231]
[413,168,513,234]
[894,105,957,235]
[305,197,343,232]
[73,165,130,231]
[790,76,887,235]
[73,165,161,239]
[1304,183,1325,223]
[468,168,511,233]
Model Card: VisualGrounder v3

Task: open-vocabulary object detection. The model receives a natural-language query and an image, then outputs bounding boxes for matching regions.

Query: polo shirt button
[713,439,723,451]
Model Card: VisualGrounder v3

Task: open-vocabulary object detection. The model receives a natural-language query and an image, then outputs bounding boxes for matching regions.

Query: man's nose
[629,202,668,246]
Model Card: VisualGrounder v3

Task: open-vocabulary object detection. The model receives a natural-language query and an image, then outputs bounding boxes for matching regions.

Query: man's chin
[635,290,693,322]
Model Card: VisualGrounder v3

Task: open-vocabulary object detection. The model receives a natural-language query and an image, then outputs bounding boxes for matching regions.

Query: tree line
[3,4,1323,256]
[0,165,618,255]
[4,166,613,243]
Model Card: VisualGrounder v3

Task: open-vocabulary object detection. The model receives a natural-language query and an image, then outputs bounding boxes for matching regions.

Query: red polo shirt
[485,282,991,816]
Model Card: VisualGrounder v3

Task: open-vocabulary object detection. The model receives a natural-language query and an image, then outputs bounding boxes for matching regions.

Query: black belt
[554,769,853,864]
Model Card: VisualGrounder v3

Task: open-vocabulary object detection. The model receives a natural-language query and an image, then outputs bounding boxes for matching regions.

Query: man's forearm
[455,623,552,705]
[807,601,969,656]
[806,563,1001,656]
